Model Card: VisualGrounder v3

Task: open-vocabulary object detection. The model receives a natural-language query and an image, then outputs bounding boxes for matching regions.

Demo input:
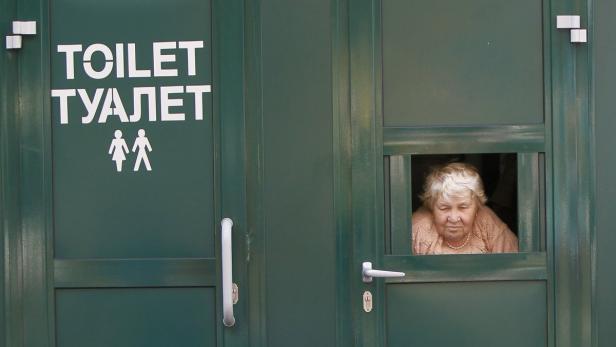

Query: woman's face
[432,191,479,243]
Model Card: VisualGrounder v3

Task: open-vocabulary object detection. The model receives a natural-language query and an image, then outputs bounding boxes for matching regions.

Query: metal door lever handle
[221,218,235,327]
[362,262,405,283]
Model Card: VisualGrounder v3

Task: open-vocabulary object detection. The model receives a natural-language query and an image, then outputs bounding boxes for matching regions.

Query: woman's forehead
[435,192,473,205]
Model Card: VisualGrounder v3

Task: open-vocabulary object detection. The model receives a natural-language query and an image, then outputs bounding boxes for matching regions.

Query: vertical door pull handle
[221,218,235,327]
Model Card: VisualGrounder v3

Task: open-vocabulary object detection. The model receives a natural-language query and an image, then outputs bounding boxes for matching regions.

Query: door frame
[1,0,20,345]
[340,0,595,346]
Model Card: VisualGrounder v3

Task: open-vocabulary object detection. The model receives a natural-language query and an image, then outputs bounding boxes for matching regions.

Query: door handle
[221,218,235,327]
[362,262,405,283]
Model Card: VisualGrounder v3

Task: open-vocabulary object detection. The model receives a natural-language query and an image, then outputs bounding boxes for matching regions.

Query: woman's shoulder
[412,207,438,239]
[411,207,439,254]
[475,205,506,229]
[474,205,519,252]
[412,207,434,229]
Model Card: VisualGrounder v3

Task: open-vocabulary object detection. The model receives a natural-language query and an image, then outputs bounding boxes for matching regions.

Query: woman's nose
[447,214,461,223]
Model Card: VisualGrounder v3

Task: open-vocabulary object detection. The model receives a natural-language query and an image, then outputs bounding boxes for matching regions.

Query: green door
[349,0,591,346]
[16,0,247,346]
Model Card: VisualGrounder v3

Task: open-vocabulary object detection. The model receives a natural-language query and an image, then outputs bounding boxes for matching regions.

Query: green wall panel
[0,3,8,341]
[382,0,544,126]
[386,281,547,347]
[261,0,336,345]
[595,0,616,345]
[55,288,216,347]
[1,0,18,344]
[50,0,215,259]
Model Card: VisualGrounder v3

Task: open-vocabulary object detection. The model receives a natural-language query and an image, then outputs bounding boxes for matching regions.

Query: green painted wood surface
[0,1,604,347]
[595,0,616,345]
[387,156,412,255]
[1,0,19,345]
[348,0,580,345]
[48,0,220,342]
[13,0,249,345]
[382,0,544,126]
[214,1,250,346]
[551,0,594,345]
[517,153,542,252]
[18,0,52,342]
[384,253,547,283]
[349,0,383,345]
[51,0,215,259]
[54,259,217,288]
[243,1,267,346]
[55,288,217,347]
[259,1,337,346]
[384,125,545,155]
[386,281,547,347]
[332,0,354,346]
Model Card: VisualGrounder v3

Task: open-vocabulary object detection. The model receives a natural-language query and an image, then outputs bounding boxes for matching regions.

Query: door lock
[232,283,239,305]
[363,291,373,313]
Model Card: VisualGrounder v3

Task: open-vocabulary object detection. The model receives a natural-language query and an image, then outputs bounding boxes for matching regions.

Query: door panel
[258,1,337,345]
[51,0,214,259]
[386,281,547,347]
[382,0,544,127]
[55,288,217,347]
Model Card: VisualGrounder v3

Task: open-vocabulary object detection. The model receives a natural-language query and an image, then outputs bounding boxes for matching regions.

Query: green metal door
[13,0,247,346]
[348,0,592,346]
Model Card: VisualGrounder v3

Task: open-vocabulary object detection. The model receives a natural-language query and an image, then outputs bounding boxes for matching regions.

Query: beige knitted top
[412,205,519,255]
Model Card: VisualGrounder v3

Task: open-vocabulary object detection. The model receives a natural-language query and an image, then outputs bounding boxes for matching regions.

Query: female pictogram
[108,130,129,172]
[132,129,153,171]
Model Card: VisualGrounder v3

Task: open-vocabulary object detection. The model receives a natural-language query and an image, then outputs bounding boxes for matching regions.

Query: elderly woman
[412,162,518,255]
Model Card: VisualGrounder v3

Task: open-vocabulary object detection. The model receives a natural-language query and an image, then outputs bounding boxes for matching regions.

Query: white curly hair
[420,162,487,209]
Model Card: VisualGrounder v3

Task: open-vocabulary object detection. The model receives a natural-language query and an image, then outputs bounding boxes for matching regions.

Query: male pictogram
[132,129,153,171]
